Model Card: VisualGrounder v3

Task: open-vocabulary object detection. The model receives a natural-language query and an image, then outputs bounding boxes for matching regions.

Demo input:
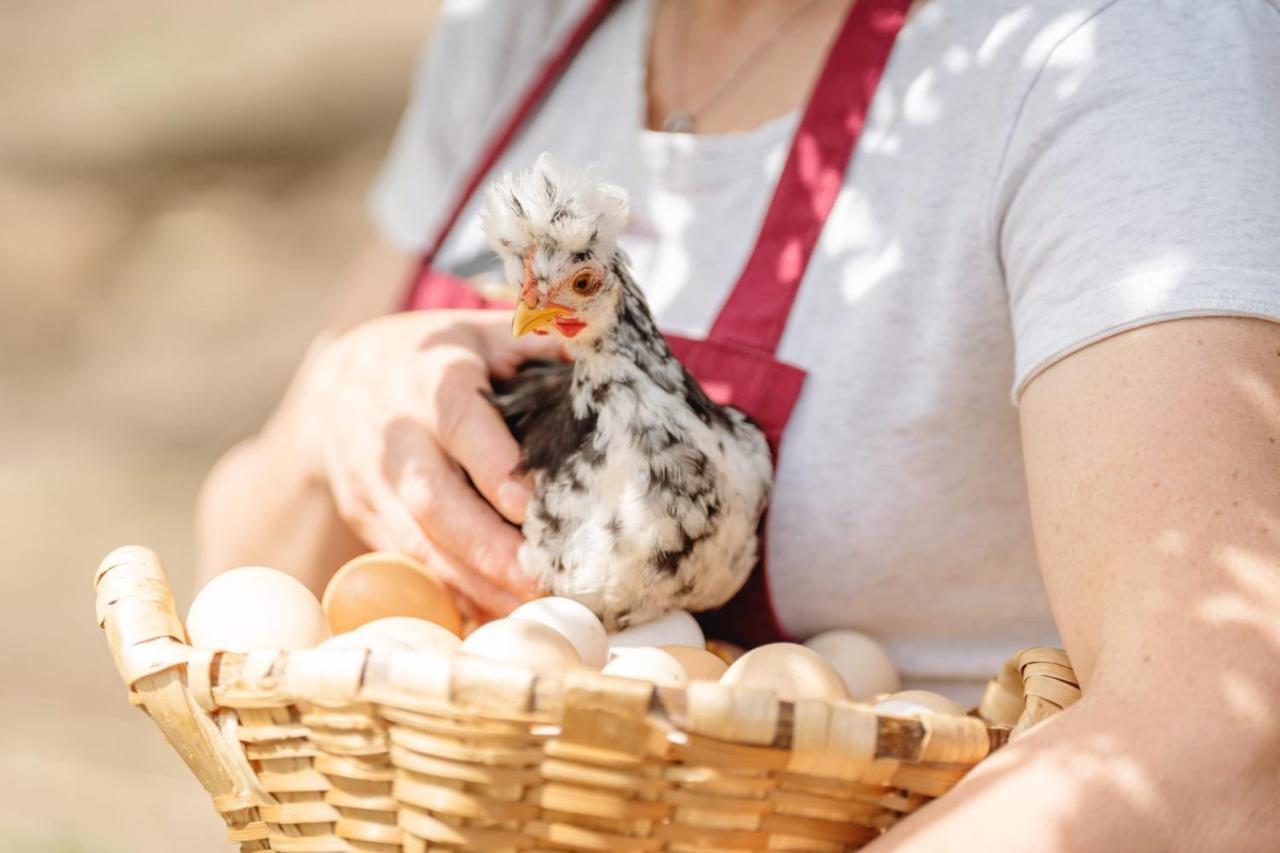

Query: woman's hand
[299,309,563,620]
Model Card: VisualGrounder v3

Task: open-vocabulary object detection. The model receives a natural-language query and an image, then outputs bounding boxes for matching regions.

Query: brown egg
[660,645,728,681]
[602,647,690,688]
[705,639,746,666]
[322,552,462,637]
[720,643,851,702]
[459,618,581,673]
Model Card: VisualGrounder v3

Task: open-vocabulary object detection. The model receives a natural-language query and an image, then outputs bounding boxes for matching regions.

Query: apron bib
[402,0,910,646]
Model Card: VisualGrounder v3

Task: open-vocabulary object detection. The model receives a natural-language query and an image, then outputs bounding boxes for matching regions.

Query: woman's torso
[374,0,1104,696]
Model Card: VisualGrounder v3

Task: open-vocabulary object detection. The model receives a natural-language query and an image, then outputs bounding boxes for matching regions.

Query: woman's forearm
[195,236,415,594]
[195,425,364,597]
[867,692,1279,852]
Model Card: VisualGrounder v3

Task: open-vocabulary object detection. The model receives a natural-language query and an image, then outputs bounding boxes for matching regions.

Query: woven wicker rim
[95,545,1082,851]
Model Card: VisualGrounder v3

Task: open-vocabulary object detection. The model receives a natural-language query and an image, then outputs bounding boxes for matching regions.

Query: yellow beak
[512,302,571,337]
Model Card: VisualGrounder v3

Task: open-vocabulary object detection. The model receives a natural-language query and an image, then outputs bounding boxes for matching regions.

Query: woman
[198,1,1280,848]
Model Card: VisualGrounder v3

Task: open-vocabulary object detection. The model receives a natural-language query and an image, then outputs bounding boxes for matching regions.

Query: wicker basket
[95,545,1080,852]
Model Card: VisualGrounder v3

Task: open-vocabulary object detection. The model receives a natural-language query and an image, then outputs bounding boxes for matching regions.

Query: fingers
[379,415,540,600]
[427,359,533,525]
[330,437,525,617]
[366,483,522,619]
[322,399,528,618]
[317,310,555,619]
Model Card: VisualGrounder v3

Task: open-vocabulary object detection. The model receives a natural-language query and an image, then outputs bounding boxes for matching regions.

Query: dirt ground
[0,3,433,850]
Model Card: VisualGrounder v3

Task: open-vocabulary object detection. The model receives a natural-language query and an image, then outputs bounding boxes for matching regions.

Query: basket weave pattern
[95,546,1080,851]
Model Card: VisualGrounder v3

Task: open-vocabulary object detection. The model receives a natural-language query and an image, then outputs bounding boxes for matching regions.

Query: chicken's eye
[572,273,597,295]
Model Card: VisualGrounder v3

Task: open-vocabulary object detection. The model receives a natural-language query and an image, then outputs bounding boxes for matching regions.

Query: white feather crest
[481,153,630,259]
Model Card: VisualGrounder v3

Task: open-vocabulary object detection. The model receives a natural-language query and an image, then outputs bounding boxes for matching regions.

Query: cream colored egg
[660,645,728,681]
[355,617,462,654]
[510,597,608,669]
[608,610,705,650]
[321,629,413,652]
[720,643,851,702]
[459,618,580,672]
[602,647,689,688]
[874,690,967,718]
[187,566,330,651]
[803,630,900,700]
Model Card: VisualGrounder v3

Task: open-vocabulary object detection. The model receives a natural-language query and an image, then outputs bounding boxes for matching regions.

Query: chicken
[480,155,772,630]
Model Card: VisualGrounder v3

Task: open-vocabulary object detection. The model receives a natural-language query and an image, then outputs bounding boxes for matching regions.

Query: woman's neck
[645,0,850,134]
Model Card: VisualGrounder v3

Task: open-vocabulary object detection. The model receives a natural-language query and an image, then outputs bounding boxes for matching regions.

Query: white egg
[510,597,608,669]
[608,610,705,650]
[874,690,967,718]
[353,617,462,654]
[459,618,581,672]
[321,630,413,652]
[602,647,689,688]
[720,643,850,702]
[187,566,330,652]
[803,629,900,700]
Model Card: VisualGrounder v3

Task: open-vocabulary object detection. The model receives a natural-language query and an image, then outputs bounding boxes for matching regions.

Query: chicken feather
[482,155,772,629]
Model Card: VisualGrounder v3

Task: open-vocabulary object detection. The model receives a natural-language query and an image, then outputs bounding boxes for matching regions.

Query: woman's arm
[195,234,415,596]
[867,316,1280,851]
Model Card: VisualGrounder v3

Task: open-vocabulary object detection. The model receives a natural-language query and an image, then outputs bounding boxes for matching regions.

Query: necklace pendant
[662,110,695,133]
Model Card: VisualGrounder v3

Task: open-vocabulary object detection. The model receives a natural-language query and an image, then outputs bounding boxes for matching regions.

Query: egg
[352,617,462,654]
[321,629,413,653]
[459,618,580,672]
[510,597,608,669]
[720,643,851,702]
[602,647,689,688]
[322,552,462,637]
[803,629,900,700]
[705,639,746,666]
[187,566,330,651]
[608,610,705,650]
[874,690,967,718]
[660,645,728,681]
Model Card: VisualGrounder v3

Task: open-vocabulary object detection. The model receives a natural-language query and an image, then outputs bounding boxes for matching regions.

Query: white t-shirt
[371,0,1280,698]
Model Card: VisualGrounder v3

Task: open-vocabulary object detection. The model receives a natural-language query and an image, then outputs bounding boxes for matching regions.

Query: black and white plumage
[481,154,772,631]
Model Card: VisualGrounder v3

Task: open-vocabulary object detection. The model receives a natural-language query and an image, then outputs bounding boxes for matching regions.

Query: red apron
[402,0,910,646]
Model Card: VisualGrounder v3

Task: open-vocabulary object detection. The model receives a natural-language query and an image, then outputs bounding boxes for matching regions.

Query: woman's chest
[432,0,1051,658]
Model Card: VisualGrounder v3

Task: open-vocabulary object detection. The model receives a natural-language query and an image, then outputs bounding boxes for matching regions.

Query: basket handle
[95,545,189,687]
[978,647,1081,738]
[94,546,274,827]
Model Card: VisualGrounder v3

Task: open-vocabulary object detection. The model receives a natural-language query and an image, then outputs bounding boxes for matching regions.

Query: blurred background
[0,2,435,849]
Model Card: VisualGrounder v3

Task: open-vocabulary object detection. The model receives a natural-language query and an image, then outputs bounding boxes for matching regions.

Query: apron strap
[407,0,618,283]
[706,0,911,354]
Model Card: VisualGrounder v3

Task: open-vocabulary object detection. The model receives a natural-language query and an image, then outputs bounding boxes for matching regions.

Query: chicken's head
[482,153,630,347]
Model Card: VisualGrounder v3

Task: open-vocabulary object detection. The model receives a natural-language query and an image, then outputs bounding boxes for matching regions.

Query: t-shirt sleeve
[369,0,584,253]
[996,0,1280,400]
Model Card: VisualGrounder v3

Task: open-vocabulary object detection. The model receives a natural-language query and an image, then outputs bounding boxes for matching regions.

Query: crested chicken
[481,155,772,630]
